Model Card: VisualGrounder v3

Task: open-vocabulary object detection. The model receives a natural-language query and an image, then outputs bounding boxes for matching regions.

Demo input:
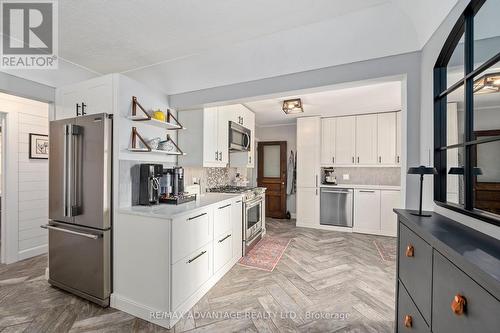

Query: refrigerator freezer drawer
[48,222,110,306]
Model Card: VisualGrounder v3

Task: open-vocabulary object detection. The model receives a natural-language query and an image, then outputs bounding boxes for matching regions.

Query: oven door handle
[246,199,261,209]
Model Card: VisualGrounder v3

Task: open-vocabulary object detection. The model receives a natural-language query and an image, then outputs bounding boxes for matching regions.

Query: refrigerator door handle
[67,124,74,217]
[68,125,83,216]
[63,124,69,217]
[41,224,100,240]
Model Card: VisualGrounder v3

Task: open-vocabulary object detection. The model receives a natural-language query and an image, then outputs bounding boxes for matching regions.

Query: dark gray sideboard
[394,209,500,333]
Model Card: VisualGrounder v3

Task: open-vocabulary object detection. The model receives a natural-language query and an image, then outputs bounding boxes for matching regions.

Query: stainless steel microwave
[229,121,251,152]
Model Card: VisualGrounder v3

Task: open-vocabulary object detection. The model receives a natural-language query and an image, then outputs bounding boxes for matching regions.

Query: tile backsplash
[323,167,401,186]
[184,166,249,191]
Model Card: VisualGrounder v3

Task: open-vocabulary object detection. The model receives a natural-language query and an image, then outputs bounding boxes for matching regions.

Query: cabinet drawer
[432,251,500,333]
[397,281,430,333]
[172,243,213,310]
[213,202,231,238]
[398,223,432,323]
[214,232,233,273]
[172,208,212,264]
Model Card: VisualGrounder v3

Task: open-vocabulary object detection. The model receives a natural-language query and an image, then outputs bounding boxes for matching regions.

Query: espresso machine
[138,164,163,205]
[160,166,195,204]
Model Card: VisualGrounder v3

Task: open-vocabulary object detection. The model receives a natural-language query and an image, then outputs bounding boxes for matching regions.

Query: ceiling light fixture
[473,72,500,94]
[282,98,303,114]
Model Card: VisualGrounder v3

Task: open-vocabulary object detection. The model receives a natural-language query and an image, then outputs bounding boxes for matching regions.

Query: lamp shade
[448,167,483,175]
[407,165,438,175]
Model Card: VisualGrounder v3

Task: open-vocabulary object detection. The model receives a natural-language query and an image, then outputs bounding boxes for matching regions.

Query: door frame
[257,141,287,219]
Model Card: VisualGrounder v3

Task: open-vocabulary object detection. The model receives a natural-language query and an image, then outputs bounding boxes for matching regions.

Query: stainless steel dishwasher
[320,187,353,227]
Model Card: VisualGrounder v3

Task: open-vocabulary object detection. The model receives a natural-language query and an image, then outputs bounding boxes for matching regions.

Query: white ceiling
[2,0,459,92]
[245,80,402,126]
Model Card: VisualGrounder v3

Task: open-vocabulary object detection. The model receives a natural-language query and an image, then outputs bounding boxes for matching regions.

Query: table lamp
[408,166,438,217]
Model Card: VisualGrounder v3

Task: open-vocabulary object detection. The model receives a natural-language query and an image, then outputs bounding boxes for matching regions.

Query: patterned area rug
[373,239,397,262]
[238,237,291,272]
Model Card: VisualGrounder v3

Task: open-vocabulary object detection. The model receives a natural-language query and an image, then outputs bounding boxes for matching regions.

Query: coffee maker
[161,167,184,196]
[139,164,163,205]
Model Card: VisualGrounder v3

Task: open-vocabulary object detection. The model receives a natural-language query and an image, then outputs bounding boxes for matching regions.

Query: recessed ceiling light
[282,98,303,114]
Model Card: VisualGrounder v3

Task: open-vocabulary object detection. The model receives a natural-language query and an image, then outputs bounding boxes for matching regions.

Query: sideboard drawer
[398,223,432,323]
[397,281,430,333]
[432,251,500,333]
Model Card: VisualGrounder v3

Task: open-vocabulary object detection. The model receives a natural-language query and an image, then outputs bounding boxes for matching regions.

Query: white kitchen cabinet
[353,188,400,236]
[380,190,400,236]
[321,118,336,165]
[297,117,320,188]
[396,111,402,165]
[214,231,233,273]
[356,114,378,165]
[296,187,320,227]
[377,112,397,165]
[171,208,212,264]
[335,116,356,165]
[231,199,243,259]
[172,242,213,310]
[55,74,113,120]
[354,189,381,234]
[178,108,229,167]
[227,105,255,168]
[213,202,231,238]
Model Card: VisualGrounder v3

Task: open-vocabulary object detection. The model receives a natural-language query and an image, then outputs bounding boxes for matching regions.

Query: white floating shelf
[128,116,184,130]
[127,148,186,156]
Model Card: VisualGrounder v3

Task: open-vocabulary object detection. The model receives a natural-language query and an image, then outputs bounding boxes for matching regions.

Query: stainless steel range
[208,186,266,255]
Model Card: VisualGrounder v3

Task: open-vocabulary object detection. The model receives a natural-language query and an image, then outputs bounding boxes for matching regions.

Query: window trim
[433,0,500,227]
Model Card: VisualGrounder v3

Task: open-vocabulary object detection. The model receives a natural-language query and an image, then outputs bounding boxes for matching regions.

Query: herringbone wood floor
[0,219,396,332]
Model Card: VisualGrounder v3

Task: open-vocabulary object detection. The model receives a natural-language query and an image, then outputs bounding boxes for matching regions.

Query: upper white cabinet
[335,116,356,165]
[321,118,336,165]
[377,112,397,165]
[227,105,255,168]
[178,108,229,167]
[55,74,114,120]
[320,111,401,166]
[356,114,378,165]
[396,111,402,165]
[296,117,320,188]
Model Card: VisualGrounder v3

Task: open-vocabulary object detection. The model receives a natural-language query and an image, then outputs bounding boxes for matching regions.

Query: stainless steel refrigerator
[44,113,112,306]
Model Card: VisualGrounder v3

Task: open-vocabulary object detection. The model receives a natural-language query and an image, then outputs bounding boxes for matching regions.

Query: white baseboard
[111,255,241,329]
[353,228,396,237]
[295,223,353,233]
[290,213,297,219]
[18,244,47,261]
[111,294,171,329]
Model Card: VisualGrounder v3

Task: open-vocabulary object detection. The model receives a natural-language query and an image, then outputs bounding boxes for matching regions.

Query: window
[434,0,500,226]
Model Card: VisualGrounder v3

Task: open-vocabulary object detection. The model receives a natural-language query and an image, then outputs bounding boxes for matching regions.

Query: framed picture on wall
[29,133,49,159]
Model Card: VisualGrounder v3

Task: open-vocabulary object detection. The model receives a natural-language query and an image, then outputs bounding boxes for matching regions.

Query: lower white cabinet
[172,208,212,264]
[172,242,213,310]
[214,202,232,238]
[353,189,400,236]
[354,189,381,234]
[214,231,233,273]
[380,190,400,236]
[296,187,319,227]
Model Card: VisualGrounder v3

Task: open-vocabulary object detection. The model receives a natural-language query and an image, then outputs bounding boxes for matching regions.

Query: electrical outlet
[342,174,350,180]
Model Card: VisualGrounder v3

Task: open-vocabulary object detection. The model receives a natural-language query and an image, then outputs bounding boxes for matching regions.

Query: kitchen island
[112,193,243,329]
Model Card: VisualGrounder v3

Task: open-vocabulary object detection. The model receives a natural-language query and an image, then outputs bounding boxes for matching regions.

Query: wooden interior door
[257,141,287,219]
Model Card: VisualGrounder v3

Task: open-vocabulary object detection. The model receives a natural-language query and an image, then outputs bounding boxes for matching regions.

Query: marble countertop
[320,184,401,190]
[119,193,243,219]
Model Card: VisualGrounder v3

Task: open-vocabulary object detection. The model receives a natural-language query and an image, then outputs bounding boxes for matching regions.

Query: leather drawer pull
[406,244,414,257]
[451,294,466,315]
[404,315,412,328]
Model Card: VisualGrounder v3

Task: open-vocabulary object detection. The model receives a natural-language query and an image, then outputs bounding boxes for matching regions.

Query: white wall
[255,124,297,216]
[420,0,500,239]
[0,93,49,263]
